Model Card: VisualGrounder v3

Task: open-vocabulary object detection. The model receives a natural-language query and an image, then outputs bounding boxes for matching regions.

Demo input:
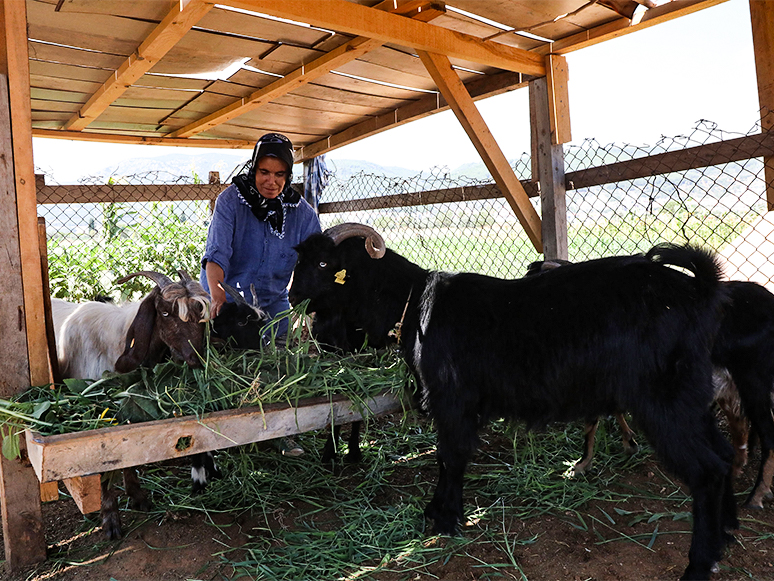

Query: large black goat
[52,270,210,539]
[528,260,774,510]
[289,223,736,580]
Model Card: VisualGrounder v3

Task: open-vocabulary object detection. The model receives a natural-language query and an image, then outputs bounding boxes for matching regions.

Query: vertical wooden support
[750,0,774,210]
[545,54,572,146]
[209,171,220,215]
[530,77,568,260]
[418,50,543,253]
[0,0,49,568]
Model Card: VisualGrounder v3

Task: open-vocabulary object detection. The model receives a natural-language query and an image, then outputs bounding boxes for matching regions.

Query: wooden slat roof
[28,0,724,160]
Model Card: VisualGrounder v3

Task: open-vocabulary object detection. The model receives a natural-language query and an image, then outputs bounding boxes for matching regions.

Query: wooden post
[418,50,543,253]
[530,76,568,260]
[750,0,774,210]
[209,171,220,215]
[0,0,49,568]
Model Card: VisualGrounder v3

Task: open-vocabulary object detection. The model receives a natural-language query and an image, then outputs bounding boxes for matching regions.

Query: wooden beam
[530,77,567,260]
[169,36,384,138]
[33,128,253,149]
[536,0,727,55]
[298,71,531,161]
[62,475,101,514]
[221,0,545,76]
[0,0,47,565]
[317,132,774,215]
[750,0,774,210]
[5,3,47,387]
[567,130,774,190]
[26,392,405,482]
[418,50,542,252]
[64,0,214,131]
[545,54,571,145]
[37,183,224,205]
[40,480,59,502]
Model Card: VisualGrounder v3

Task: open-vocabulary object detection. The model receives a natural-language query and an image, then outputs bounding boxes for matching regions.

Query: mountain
[89,152,250,183]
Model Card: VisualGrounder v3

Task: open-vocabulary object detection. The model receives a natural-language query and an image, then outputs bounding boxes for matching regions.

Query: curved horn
[177,269,194,281]
[116,271,174,288]
[249,283,260,308]
[220,282,250,306]
[323,222,386,259]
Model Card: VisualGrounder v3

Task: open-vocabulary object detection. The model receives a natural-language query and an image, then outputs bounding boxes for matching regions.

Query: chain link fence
[37,116,774,300]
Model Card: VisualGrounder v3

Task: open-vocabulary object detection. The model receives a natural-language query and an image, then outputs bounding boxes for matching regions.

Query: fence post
[529,76,568,260]
[209,171,220,214]
[0,0,48,568]
[750,0,774,210]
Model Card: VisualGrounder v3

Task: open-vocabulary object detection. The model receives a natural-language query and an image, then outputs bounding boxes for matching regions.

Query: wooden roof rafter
[168,0,446,140]
[63,0,215,132]
[218,0,546,77]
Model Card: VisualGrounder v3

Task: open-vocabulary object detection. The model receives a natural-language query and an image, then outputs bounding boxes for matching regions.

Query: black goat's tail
[646,243,724,298]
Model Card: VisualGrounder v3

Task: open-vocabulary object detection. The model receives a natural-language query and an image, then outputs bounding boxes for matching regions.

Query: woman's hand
[205,261,227,318]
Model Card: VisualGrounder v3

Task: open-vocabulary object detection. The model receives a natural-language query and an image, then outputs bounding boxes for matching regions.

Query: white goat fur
[52,298,143,379]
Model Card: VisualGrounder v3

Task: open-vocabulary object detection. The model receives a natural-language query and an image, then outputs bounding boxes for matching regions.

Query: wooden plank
[318,181,538,214]
[567,130,774,191]
[419,50,542,252]
[37,183,224,205]
[40,480,60,502]
[169,36,384,138]
[750,0,774,210]
[0,6,46,564]
[222,0,545,76]
[7,9,48,389]
[31,127,252,148]
[298,70,529,160]
[64,0,214,131]
[62,475,101,514]
[26,392,407,483]
[29,40,126,70]
[545,54,571,145]
[530,77,568,260]
[38,217,61,384]
[536,0,727,55]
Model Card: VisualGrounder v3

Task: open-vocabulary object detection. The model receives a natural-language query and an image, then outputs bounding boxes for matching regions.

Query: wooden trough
[25,391,407,506]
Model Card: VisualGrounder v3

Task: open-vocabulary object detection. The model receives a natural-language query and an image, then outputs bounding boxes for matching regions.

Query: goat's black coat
[290,234,736,580]
[712,280,774,505]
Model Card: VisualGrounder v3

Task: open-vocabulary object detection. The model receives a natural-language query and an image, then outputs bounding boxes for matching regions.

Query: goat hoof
[344,449,362,464]
[102,515,123,541]
[680,563,714,581]
[130,495,152,512]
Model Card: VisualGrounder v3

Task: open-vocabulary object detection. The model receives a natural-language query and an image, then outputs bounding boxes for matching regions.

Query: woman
[201,132,321,455]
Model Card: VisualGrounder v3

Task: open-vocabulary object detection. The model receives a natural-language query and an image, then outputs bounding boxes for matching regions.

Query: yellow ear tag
[334,269,347,284]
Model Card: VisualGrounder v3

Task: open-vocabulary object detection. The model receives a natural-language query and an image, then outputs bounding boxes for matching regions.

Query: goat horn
[220,282,250,306]
[249,283,260,308]
[323,222,386,259]
[177,269,194,281]
[116,271,174,288]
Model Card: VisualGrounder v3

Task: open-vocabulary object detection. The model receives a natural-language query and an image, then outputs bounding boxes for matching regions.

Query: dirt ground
[3,421,774,581]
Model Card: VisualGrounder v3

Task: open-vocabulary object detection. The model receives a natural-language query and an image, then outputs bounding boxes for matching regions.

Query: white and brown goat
[52,270,210,539]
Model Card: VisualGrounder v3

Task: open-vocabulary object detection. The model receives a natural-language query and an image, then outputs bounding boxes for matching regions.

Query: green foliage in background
[47,201,210,301]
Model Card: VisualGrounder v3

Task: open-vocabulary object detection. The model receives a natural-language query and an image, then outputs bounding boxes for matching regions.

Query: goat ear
[115,292,157,373]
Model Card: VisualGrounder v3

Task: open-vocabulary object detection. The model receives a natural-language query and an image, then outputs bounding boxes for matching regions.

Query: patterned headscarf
[232,133,301,238]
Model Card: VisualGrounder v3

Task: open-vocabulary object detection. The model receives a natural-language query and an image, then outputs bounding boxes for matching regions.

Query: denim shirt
[200,184,321,321]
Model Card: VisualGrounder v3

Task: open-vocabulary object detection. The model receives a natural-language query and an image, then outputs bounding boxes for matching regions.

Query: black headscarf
[233,133,301,238]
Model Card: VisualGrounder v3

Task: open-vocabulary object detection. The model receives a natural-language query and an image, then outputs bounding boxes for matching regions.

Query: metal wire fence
[36,117,774,300]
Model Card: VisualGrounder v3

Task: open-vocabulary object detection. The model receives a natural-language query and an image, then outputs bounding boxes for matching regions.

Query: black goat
[529,260,774,509]
[289,223,736,581]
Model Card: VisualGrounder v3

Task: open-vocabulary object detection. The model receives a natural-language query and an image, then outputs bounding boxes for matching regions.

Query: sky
[32,0,759,181]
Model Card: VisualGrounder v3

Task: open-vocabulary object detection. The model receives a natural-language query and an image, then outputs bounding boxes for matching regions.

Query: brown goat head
[114,271,210,373]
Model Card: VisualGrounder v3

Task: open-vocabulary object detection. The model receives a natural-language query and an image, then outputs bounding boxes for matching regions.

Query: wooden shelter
[1,0,773,570]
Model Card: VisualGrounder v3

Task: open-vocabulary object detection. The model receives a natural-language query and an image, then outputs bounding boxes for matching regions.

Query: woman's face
[254,156,289,199]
